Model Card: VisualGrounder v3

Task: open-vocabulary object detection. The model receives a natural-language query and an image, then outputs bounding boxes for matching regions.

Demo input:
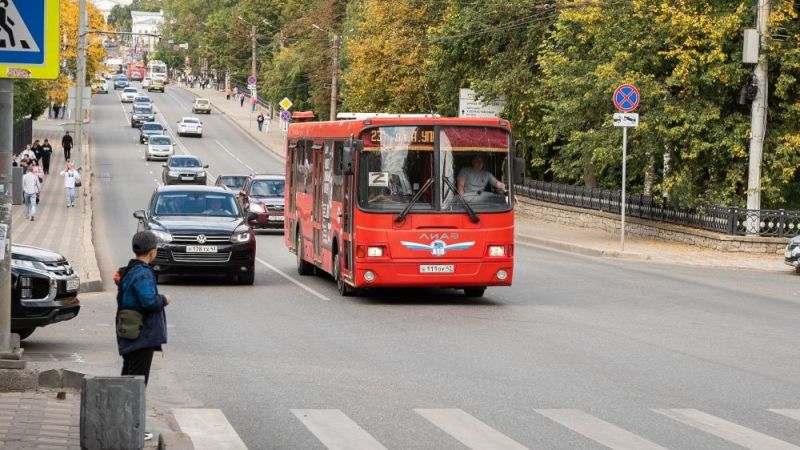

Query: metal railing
[515,180,800,238]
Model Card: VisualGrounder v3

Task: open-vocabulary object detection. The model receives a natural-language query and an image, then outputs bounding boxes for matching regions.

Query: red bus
[284,116,523,297]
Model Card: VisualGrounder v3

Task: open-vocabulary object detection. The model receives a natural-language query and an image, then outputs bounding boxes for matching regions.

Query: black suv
[131,104,156,128]
[11,245,81,340]
[133,186,257,284]
[139,122,166,144]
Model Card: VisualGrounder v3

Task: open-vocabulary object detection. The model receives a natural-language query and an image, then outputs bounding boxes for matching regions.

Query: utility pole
[0,79,13,356]
[330,34,339,120]
[746,0,770,224]
[251,24,257,80]
[75,0,88,157]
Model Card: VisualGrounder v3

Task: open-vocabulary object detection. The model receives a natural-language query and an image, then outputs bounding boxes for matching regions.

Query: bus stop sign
[613,84,640,113]
[0,0,60,79]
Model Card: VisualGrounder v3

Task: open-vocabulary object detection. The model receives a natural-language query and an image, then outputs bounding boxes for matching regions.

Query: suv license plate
[420,264,454,274]
[186,246,217,253]
[181,176,194,180]
[66,279,79,292]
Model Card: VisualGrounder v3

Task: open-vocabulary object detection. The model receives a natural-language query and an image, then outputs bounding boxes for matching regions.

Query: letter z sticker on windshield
[369,172,389,187]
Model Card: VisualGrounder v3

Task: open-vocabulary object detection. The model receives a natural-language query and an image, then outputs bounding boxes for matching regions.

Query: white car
[120,87,138,102]
[142,77,152,89]
[145,135,174,161]
[191,98,211,114]
[176,117,203,138]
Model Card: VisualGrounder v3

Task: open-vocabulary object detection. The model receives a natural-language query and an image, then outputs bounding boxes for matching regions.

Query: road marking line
[770,410,800,422]
[291,409,386,450]
[535,409,667,450]
[216,139,255,172]
[654,409,800,450]
[255,257,330,301]
[172,408,247,450]
[414,408,528,450]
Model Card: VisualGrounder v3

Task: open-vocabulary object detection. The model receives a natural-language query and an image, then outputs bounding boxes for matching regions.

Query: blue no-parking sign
[0,0,59,79]
[613,84,640,113]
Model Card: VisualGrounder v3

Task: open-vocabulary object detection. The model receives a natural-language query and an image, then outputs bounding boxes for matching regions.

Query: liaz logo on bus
[400,240,475,257]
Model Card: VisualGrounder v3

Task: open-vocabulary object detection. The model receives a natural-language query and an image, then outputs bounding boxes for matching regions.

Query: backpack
[114,264,143,340]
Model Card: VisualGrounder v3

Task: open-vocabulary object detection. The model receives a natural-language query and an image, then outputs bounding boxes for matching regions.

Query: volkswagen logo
[196,234,207,244]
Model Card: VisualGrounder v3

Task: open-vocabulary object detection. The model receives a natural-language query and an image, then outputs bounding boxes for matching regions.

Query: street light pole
[0,79,13,356]
[75,0,88,156]
[746,0,770,230]
[251,24,257,80]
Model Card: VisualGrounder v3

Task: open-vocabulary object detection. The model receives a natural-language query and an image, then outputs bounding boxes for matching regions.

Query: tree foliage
[156,0,800,208]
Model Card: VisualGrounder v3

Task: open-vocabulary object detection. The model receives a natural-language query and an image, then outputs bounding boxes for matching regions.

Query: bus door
[334,140,355,275]
[311,143,324,265]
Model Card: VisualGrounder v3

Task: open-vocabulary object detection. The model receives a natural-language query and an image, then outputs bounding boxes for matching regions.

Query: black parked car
[133,186,257,284]
[131,104,156,128]
[139,122,166,144]
[162,155,208,185]
[11,245,81,340]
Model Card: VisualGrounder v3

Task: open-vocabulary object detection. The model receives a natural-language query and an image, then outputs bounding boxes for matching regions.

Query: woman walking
[59,161,81,208]
[22,165,41,221]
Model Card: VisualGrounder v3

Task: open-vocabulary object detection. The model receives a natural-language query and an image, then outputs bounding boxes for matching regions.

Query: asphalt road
[25,85,800,449]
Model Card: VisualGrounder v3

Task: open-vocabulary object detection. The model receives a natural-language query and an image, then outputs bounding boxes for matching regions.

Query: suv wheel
[296,231,314,276]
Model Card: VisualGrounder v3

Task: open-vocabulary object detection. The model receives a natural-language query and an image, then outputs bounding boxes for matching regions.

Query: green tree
[15,81,50,123]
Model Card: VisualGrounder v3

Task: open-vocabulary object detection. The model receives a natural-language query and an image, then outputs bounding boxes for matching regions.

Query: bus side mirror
[341,140,362,175]
[513,157,525,185]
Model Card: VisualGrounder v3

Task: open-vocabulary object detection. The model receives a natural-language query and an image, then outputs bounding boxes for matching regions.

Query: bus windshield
[358,126,511,213]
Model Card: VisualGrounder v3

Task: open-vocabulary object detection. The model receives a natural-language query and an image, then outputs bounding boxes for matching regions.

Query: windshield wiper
[395,178,433,223]
[443,177,480,224]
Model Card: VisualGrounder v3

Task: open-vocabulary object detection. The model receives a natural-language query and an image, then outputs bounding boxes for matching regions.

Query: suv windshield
[250,180,284,197]
[154,192,239,217]
[142,123,163,131]
[358,126,511,213]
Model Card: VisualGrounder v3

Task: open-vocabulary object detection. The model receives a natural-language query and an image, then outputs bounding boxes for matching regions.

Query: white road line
[535,409,667,450]
[654,409,800,450]
[255,257,330,301]
[216,139,255,172]
[291,409,387,450]
[414,408,528,450]
[172,408,247,450]
[770,409,800,422]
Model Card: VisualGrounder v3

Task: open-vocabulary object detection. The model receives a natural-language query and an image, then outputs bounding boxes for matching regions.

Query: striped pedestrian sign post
[612,84,641,252]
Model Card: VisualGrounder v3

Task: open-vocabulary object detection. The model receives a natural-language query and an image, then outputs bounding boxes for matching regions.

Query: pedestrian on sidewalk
[22,165,41,221]
[240,94,245,108]
[232,86,238,101]
[19,143,35,161]
[61,131,73,161]
[40,139,53,174]
[53,103,61,120]
[31,139,42,162]
[115,230,171,442]
[226,86,231,100]
[59,161,80,207]
[31,159,44,182]
[256,112,265,132]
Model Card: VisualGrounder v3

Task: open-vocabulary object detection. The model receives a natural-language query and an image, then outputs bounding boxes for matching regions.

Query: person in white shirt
[22,165,41,221]
[19,144,36,161]
[59,161,81,207]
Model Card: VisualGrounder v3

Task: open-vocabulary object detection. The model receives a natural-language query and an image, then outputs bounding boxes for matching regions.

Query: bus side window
[333,141,344,202]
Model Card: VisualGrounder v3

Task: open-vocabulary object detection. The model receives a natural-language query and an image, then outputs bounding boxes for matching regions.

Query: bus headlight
[488,245,505,257]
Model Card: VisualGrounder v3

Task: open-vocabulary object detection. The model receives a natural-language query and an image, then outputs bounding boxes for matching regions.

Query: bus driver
[457,155,506,195]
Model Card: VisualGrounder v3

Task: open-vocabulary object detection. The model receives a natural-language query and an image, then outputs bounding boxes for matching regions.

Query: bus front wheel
[296,230,314,276]
[463,287,486,298]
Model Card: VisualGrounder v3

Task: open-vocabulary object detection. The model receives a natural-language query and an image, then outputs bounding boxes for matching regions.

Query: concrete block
[158,432,195,450]
[39,369,86,390]
[0,368,38,392]
[80,376,145,450]
[0,359,26,369]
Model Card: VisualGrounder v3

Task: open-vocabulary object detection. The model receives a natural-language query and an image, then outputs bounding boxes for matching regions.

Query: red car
[239,174,285,230]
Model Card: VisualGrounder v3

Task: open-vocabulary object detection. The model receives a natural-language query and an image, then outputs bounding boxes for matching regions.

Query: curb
[178,87,286,161]
[516,233,651,260]
[79,134,102,292]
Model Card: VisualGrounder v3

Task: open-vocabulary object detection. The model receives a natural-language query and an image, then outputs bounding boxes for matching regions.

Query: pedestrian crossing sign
[0,0,59,79]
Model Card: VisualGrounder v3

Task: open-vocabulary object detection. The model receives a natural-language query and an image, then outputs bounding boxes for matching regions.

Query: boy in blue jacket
[115,231,171,386]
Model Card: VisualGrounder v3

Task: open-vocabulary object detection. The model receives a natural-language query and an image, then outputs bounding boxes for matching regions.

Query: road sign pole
[0,79,13,355]
[75,0,88,156]
[621,126,627,252]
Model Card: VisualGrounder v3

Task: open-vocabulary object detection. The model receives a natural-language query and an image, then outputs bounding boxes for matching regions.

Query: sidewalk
[10,118,102,291]
[178,85,790,273]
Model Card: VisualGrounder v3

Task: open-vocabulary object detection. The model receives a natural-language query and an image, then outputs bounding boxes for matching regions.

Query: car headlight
[250,203,264,214]
[198,171,206,178]
[168,170,180,176]
[231,227,251,243]
[11,259,47,271]
[150,230,173,243]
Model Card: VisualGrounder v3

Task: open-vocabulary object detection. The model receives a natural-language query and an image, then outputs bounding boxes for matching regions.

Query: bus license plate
[186,246,217,253]
[420,264,454,274]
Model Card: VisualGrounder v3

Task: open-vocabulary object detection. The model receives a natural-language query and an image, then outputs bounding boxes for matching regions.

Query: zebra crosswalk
[175,407,800,449]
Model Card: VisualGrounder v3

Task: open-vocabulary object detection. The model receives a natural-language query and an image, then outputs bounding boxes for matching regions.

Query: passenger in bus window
[457,155,506,195]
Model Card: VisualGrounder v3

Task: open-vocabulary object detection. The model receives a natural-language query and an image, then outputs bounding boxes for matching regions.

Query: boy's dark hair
[131,231,160,256]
